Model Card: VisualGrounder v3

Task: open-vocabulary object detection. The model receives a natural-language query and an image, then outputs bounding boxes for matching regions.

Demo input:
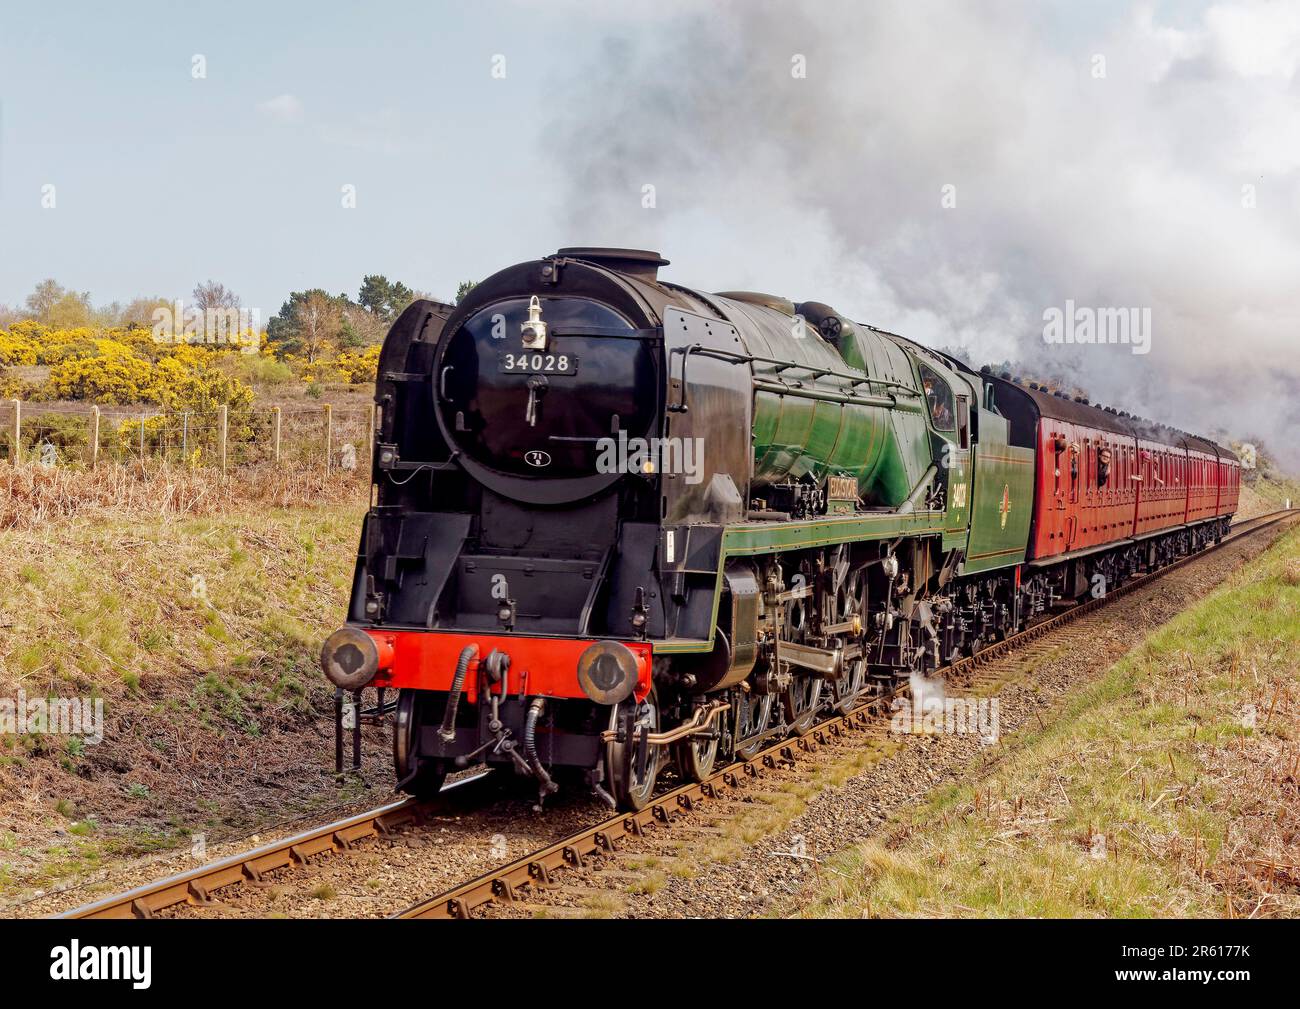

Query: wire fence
[0,398,374,473]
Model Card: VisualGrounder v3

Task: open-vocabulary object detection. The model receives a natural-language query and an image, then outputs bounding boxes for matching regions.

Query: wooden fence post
[218,405,228,475]
[272,406,282,463]
[89,406,100,469]
[10,399,20,464]
[323,403,333,472]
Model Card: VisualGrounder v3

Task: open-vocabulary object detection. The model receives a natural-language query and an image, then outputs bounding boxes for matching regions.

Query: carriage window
[955,396,969,448]
[918,363,955,432]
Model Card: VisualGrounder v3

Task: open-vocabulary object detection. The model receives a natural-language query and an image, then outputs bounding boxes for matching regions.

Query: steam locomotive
[321,248,1240,810]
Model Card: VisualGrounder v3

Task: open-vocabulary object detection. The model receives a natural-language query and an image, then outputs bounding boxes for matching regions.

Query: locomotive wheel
[393,689,448,799]
[605,690,664,811]
[674,705,719,782]
[841,569,865,620]
[783,672,823,735]
[832,656,868,712]
[735,690,775,760]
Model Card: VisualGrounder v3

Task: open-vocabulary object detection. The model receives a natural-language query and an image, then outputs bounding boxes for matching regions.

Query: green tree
[20,279,95,327]
[357,275,390,317]
[46,291,94,329]
[25,279,66,319]
[338,315,365,349]
[268,289,348,362]
[119,296,172,330]
[358,274,415,322]
[192,280,241,312]
[455,280,478,305]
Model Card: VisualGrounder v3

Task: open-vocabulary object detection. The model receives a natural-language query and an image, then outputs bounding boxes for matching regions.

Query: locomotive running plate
[498,351,579,375]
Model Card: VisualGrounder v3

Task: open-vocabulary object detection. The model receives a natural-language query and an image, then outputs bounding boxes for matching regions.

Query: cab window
[919,363,955,432]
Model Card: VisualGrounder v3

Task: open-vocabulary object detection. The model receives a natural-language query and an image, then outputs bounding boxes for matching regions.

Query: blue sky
[0,1,620,312]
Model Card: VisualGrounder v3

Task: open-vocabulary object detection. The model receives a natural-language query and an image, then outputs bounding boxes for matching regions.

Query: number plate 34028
[498,352,578,375]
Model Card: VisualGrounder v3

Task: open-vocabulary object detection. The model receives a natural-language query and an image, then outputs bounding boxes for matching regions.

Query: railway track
[60,771,495,919]
[63,509,1294,920]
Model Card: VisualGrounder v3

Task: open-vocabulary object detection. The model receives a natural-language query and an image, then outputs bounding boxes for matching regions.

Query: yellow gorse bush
[45,351,158,404]
[0,322,162,366]
[0,330,37,367]
[334,345,381,384]
[46,349,254,419]
[0,321,381,416]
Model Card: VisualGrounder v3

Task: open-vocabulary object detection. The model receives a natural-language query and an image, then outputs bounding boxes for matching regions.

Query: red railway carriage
[995,384,1139,561]
[988,380,1239,568]
[1183,434,1224,524]
[1130,423,1240,541]
[1216,446,1242,516]
[1134,424,1184,538]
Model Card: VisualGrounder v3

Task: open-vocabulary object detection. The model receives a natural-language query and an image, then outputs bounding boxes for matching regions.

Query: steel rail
[393,508,1294,919]
[60,771,493,919]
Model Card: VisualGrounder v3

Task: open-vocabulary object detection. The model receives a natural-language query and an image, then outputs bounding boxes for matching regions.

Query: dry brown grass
[0,462,365,530]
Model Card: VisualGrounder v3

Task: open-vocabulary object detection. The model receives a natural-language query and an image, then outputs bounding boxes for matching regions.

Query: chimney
[554,247,669,281]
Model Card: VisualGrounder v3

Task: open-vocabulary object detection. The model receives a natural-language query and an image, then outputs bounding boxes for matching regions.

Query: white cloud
[1205,0,1300,79]
[256,94,304,122]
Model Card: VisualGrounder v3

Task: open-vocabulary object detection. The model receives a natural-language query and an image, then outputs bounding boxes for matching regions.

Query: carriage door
[1138,450,1150,532]
[1065,430,1080,549]
[1050,430,1067,547]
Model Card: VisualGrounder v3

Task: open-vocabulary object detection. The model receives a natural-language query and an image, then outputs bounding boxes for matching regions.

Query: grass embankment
[0,484,368,897]
[800,525,1300,918]
[1237,462,1300,519]
[1245,475,1300,511]
[0,460,364,530]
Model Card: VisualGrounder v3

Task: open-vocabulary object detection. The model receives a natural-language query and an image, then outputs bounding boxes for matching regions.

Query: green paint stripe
[978,456,1034,465]
[968,545,1026,560]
